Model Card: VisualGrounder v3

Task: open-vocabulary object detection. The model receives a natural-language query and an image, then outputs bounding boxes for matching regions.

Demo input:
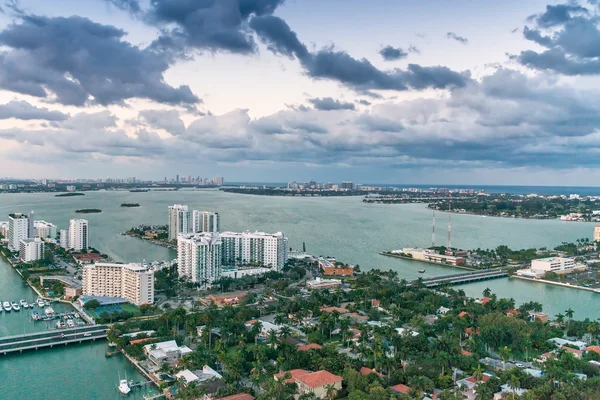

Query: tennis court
[87,303,138,318]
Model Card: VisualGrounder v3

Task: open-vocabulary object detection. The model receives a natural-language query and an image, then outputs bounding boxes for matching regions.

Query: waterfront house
[143,340,193,366]
[213,394,254,400]
[297,343,323,352]
[585,345,600,355]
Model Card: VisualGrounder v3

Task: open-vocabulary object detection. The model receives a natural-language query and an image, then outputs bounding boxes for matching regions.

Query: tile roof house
[297,343,323,351]
[320,306,349,314]
[585,345,600,355]
[214,394,255,400]
[458,311,470,318]
[561,346,583,359]
[506,309,519,317]
[390,384,412,394]
[359,367,384,378]
[456,372,494,399]
[274,369,343,399]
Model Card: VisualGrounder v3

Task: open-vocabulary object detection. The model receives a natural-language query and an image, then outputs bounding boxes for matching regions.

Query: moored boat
[36,298,44,307]
[45,306,55,316]
[11,302,20,311]
[118,379,131,395]
[3,301,11,312]
[418,269,426,273]
[31,310,40,320]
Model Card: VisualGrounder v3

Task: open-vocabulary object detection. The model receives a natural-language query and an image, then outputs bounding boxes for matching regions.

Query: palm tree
[472,365,484,383]
[482,287,491,298]
[565,307,574,321]
[508,374,520,400]
[278,326,292,341]
[500,346,511,370]
[325,384,337,400]
[555,313,565,325]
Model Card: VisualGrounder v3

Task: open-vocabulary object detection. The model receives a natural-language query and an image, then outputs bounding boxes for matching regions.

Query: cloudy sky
[2,0,600,185]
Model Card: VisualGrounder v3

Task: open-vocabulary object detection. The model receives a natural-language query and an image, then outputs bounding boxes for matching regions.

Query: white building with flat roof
[168,204,191,241]
[19,238,44,262]
[82,262,154,306]
[144,340,192,366]
[177,233,222,284]
[59,229,69,248]
[220,231,287,269]
[595,226,600,242]
[531,257,576,273]
[8,213,29,251]
[192,210,220,233]
[69,219,88,251]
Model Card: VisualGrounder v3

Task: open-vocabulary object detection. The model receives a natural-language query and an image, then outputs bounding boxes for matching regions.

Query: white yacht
[37,298,45,307]
[45,306,55,316]
[118,379,131,395]
[66,319,74,328]
[19,299,29,309]
[3,301,11,312]
[11,302,20,311]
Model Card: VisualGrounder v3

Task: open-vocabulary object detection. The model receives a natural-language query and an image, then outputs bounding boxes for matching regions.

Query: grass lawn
[86,303,139,319]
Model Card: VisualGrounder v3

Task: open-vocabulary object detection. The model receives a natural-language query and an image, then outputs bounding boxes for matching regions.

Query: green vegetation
[84,299,101,310]
[74,208,102,213]
[55,192,85,197]
[86,303,141,323]
[120,203,140,207]
[108,268,600,400]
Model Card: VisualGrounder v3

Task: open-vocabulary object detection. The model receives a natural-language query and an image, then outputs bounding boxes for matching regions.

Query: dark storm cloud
[528,4,588,28]
[145,0,285,54]
[518,3,600,76]
[308,97,355,111]
[446,32,468,44]
[0,13,199,106]
[251,16,469,93]
[378,45,408,61]
[0,100,68,121]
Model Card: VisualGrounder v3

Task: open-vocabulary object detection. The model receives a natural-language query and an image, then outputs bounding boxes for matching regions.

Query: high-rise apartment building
[8,213,29,251]
[19,238,44,262]
[214,177,224,185]
[82,263,154,306]
[192,210,221,233]
[60,229,69,248]
[220,231,287,269]
[341,181,354,190]
[177,233,222,285]
[595,225,600,242]
[168,205,191,241]
[69,219,89,251]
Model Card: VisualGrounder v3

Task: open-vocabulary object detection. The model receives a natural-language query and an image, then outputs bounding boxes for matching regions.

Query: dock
[0,325,108,355]
[413,269,508,287]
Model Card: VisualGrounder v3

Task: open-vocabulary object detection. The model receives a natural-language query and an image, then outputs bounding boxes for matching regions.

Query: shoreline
[511,275,600,293]
[379,252,477,271]
[121,233,176,250]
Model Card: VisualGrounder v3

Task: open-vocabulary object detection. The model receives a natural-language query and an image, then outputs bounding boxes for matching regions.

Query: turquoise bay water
[0,190,599,399]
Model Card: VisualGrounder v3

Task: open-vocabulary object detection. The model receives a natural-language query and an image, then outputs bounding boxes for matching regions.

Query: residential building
[66,185,76,192]
[82,262,154,306]
[220,231,287,269]
[595,225,600,242]
[177,233,222,284]
[322,266,354,276]
[0,221,8,238]
[143,340,192,366]
[34,221,57,239]
[60,229,69,248]
[168,204,191,241]
[214,394,254,400]
[213,176,224,186]
[19,238,44,262]
[69,219,89,251]
[341,181,353,190]
[8,213,29,251]
[193,210,221,233]
[274,369,343,399]
[390,384,412,395]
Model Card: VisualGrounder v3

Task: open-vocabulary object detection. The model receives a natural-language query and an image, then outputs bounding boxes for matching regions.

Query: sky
[2,0,600,184]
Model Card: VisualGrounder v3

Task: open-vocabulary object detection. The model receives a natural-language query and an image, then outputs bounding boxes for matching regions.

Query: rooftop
[296,370,343,388]
[390,384,412,394]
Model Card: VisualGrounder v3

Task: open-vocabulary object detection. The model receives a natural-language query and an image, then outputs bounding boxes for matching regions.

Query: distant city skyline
[2,1,600,185]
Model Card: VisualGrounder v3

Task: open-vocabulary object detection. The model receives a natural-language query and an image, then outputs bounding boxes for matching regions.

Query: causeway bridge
[413,269,508,288]
[0,325,108,355]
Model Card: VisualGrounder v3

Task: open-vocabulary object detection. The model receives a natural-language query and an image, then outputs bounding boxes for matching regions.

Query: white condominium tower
[8,213,29,251]
[177,233,222,284]
[192,210,221,233]
[34,221,57,239]
[220,231,287,269]
[82,263,154,306]
[59,229,69,248]
[168,204,191,241]
[19,238,44,262]
[69,219,89,251]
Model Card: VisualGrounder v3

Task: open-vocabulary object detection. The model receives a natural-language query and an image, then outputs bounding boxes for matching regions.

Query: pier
[0,325,108,355]
[413,269,508,287]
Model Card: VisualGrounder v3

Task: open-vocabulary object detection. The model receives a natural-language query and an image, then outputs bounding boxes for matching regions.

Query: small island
[74,208,102,214]
[121,203,140,208]
[55,192,85,197]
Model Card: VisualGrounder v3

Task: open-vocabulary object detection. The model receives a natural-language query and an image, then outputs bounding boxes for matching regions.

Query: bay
[0,190,598,400]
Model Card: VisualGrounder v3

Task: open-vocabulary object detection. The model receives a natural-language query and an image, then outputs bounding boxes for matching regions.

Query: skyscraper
[168,205,191,241]
[8,213,29,251]
[27,210,34,239]
[220,231,287,269]
[69,219,89,251]
[177,233,222,285]
[192,210,221,233]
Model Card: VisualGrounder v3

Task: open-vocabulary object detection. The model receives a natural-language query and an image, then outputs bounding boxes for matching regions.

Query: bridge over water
[412,269,508,287]
[0,325,108,355]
